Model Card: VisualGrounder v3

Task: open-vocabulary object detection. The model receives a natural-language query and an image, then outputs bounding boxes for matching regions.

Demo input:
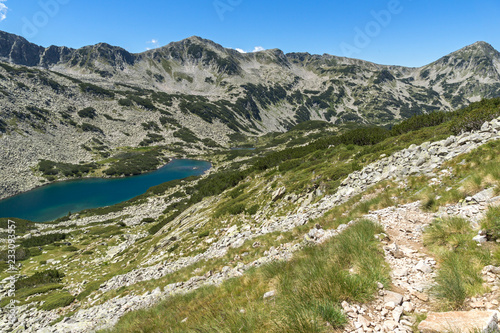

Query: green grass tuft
[40,291,75,311]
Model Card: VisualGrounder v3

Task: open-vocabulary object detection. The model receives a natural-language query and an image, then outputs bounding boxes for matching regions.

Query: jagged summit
[448,41,500,62]
[419,39,500,87]
[467,40,498,52]
[0,29,498,72]
[0,29,498,137]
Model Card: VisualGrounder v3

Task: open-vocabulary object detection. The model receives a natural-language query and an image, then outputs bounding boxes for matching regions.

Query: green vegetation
[76,281,102,301]
[0,119,7,133]
[127,94,156,110]
[449,98,500,134]
[139,133,165,146]
[289,120,333,132]
[15,269,65,290]
[88,225,123,237]
[214,202,246,217]
[103,114,124,122]
[80,123,103,134]
[0,62,35,74]
[62,246,79,252]
[201,138,221,148]
[78,107,97,119]
[40,291,75,311]
[38,76,66,92]
[148,207,184,235]
[145,100,500,233]
[118,98,132,107]
[481,206,500,241]
[21,233,67,247]
[186,42,240,75]
[0,247,32,262]
[0,283,64,308]
[26,106,50,122]
[173,72,194,83]
[246,204,260,215]
[8,97,499,329]
[390,98,500,136]
[79,82,115,98]
[173,127,199,143]
[0,218,36,235]
[38,159,97,178]
[141,121,161,132]
[198,231,210,238]
[80,177,188,217]
[424,217,489,309]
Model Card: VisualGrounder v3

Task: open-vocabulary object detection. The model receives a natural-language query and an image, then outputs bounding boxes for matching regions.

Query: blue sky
[0,0,498,67]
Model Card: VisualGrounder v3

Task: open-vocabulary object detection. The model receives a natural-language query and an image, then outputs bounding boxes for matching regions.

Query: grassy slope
[2,99,500,330]
[103,220,388,333]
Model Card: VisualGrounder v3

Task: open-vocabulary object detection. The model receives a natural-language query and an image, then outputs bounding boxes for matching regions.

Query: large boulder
[418,310,498,333]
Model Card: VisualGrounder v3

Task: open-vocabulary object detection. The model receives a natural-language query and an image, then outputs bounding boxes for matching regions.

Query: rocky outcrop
[1,31,500,202]
[327,117,500,208]
[418,310,499,333]
[0,31,135,69]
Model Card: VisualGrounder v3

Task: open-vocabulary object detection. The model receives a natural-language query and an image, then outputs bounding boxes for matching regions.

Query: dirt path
[342,202,437,332]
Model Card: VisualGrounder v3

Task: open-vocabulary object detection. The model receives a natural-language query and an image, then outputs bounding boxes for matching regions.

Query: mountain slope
[2,101,500,332]
[1,32,500,200]
[1,31,500,129]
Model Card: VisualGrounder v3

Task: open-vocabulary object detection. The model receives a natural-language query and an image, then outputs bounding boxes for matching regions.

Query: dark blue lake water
[0,159,211,222]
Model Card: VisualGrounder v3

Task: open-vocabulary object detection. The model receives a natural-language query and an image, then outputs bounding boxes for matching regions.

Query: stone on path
[418,310,498,333]
[384,291,403,305]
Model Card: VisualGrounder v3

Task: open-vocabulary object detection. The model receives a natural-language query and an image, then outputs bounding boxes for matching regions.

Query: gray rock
[271,187,286,202]
[472,188,496,202]
[418,310,498,333]
[263,290,276,299]
[473,234,487,243]
[415,260,433,274]
[384,291,403,306]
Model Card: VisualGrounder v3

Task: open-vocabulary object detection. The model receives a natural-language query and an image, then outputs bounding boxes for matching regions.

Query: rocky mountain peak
[447,41,500,64]
[467,41,498,54]
[0,30,45,66]
[416,41,500,95]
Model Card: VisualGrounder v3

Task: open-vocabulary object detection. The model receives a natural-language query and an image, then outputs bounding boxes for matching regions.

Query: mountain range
[0,30,500,198]
[3,30,500,332]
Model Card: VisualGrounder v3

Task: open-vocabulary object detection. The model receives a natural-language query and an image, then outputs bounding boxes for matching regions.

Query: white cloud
[0,1,8,22]
[146,39,159,50]
[233,46,265,53]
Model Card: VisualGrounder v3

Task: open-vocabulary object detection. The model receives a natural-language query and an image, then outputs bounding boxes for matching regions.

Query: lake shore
[0,159,211,222]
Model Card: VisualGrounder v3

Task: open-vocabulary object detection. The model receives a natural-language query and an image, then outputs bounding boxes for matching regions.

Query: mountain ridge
[1,30,500,201]
[1,30,498,71]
